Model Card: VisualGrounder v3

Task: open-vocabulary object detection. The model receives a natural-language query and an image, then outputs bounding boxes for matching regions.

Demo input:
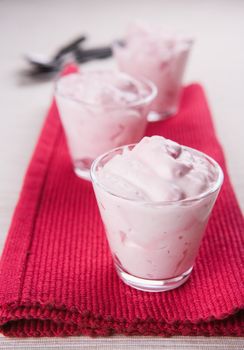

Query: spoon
[25,35,87,72]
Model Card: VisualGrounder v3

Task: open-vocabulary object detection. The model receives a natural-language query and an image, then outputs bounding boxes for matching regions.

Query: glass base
[74,167,91,180]
[74,158,93,181]
[116,265,193,292]
[148,107,177,122]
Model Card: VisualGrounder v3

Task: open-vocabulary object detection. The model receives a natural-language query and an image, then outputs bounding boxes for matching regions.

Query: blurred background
[0,0,244,253]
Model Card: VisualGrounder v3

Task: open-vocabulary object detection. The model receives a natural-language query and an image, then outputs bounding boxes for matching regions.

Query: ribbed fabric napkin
[0,66,243,337]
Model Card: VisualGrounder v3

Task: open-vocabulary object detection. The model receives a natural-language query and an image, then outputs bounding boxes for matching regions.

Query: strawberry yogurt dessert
[113,23,193,121]
[55,69,157,179]
[91,136,223,292]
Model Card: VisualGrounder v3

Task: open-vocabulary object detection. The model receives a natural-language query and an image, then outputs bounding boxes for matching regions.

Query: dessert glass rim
[112,33,195,52]
[90,143,224,206]
[54,70,157,110]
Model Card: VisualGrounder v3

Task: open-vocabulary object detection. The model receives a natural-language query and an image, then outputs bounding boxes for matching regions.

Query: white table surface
[0,0,243,348]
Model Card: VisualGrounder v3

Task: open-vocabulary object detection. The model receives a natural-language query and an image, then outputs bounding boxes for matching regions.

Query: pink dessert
[113,22,193,121]
[55,69,156,179]
[91,136,223,291]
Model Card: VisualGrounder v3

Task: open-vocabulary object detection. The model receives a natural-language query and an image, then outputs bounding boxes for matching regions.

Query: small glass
[113,26,193,122]
[55,70,157,180]
[91,144,224,292]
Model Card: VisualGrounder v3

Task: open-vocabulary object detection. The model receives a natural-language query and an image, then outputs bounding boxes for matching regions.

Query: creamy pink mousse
[93,136,220,280]
[114,23,193,118]
[55,70,155,175]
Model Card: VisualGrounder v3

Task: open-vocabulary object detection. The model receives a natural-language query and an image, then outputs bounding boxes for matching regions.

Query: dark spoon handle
[54,35,87,60]
[75,46,112,63]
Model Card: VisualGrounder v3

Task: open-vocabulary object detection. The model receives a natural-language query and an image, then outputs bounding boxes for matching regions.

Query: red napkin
[0,66,243,337]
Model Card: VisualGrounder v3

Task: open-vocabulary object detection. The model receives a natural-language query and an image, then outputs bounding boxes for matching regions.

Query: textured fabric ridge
[0,66,243,337]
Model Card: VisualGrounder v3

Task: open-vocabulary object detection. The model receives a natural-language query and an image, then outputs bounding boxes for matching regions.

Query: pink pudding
[55,69,157,180]
[91,136,223,292]
[113,22,193,121]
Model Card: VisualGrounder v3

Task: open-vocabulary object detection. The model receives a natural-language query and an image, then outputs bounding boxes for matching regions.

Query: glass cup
[55,70,157,180]
[113,30,193,122]
[91,144,224,292]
